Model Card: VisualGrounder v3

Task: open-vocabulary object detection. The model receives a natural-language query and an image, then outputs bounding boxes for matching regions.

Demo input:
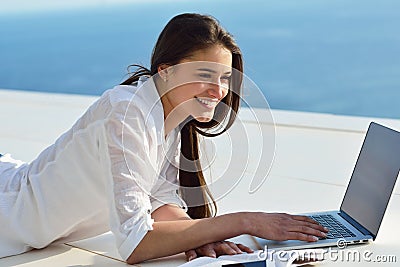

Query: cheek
[223,88,229,98]
[219,88,229,103]
[191,83,209,94]
[168,85,197,108]
[180,84,208,102]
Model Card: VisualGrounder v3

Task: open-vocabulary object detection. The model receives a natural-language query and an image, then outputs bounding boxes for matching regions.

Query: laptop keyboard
[310,214,356,239]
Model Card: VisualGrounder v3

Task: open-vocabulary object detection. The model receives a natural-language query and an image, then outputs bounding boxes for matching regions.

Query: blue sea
[0,0,399,119]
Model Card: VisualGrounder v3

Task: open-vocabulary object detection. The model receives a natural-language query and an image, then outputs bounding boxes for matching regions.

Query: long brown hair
[121,13,243,219]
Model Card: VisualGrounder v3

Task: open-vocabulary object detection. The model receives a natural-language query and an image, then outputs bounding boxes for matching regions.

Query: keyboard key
[310,214,356,238]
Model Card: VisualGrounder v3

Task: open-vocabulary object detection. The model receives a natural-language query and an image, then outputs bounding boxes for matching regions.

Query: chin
[194,116,213,122]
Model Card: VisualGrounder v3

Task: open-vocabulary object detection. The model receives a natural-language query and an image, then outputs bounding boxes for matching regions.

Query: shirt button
[147,209,151,214]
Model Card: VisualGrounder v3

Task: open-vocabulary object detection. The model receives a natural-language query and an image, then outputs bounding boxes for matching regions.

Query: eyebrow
[197,68,232,75]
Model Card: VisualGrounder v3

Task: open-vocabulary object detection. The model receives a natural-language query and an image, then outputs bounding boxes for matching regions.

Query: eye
[221,75,231,81]
[198,73,212,79]
[221,75,231,84]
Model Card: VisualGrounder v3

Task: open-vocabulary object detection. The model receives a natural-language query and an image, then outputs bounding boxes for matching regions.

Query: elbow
[126,249,145,265]
[126,252,142,265]
[124,227,156,264]
[126,244,151,265]
[126,257,138,265]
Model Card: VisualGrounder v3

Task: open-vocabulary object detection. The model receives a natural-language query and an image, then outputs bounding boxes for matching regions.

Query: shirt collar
[136,76,166,145]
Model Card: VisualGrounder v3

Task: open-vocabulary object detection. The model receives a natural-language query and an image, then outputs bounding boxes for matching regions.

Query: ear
[157,64,171,82]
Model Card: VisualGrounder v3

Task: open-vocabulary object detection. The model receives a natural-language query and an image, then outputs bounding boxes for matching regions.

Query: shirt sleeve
[105,103,159,261]
[150,138,188,213]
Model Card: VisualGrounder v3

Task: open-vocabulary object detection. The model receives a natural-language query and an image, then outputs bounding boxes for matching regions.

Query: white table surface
[1,89,399,266]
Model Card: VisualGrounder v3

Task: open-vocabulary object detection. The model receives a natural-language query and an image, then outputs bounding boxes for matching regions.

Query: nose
[208,82,228,100]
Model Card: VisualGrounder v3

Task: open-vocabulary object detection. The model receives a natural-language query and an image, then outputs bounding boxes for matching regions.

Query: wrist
[237,212,253,236]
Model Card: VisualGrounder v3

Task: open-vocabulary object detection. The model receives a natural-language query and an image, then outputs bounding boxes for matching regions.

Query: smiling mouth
[195,97,218,109]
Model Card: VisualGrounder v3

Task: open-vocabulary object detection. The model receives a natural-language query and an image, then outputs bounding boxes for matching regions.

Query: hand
[185,241,254,261]
[247,212,329,242]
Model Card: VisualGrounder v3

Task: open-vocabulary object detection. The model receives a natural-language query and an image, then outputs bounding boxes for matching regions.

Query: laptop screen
[340,122,400,237]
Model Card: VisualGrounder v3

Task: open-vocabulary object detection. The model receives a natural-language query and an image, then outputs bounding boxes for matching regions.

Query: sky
[1,0,399,119]
[0,0,183,14]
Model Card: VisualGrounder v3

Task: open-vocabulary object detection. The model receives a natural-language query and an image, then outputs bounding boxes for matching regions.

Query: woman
[0,13,327,264]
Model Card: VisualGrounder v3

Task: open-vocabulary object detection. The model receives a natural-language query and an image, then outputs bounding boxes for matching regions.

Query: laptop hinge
[339,211,375,239]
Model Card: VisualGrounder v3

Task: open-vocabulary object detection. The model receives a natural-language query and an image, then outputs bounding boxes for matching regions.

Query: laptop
[254,122,400,250]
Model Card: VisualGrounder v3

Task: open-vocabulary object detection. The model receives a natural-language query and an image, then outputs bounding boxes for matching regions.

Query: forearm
[127,212,248,264]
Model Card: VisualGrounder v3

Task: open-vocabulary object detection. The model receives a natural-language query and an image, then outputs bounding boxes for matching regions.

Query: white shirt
[0,76,186,260]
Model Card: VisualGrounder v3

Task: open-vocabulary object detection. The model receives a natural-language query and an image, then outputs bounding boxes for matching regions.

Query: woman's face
[159,45,233,123]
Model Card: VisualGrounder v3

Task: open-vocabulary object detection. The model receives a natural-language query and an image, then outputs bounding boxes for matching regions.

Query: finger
[291,215,321,225]
[196,244,217,258]
[225,241,243,254]
[185,249,197,261]
[291,215,329,232]
[286,231,320,242]
[291,224,327,238]
[306,221,329,234]
[236,243,254,253]
[290,216,328,232]
[214,241,237,256]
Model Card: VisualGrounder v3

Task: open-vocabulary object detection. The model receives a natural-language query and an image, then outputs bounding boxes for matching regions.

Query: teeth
[196,97,217,107]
